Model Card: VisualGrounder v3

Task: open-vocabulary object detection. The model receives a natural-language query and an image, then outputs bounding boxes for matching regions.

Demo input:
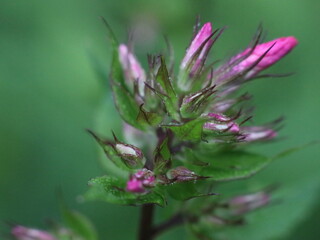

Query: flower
[118,44,146,96]
[126,169,155,193]
[228,191,270,215]
[169,166,206,182]
[203,113,240,133]
[11,225,56,240]
[241,126,277,142]
[180,22,213,71]
[215,36,298,86]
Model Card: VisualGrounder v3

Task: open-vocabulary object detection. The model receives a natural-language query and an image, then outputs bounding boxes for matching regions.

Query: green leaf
[58,191,98,240]
[61,209,98,240]
[166,182,216,201]
[136,104,163,128]
[83,176,166,207]
[185,149,271,181]
[155,56,177,100]
[164,117,208,142]
[154,136,172,174]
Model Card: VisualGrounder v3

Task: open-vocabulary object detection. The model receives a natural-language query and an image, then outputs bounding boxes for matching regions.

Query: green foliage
[166,181,215,201]
[154,136,172,174]
[83,176,166,207]
[61,208,98,240]
[136,104,163,128]
[164,117,208,141]
[183,149,271,181]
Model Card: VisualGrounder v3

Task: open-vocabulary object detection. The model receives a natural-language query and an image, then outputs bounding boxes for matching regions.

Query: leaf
[272,141,318,160]
[58,191,98,240]
[61,209,98,240]
[166,182,216,201]
[136,104,163,128]
[155,56,177,100]
[186,150,271,181]
[154,136,172,174]
[164,118,208,142]
[111,80,143,130]
[83,176,166,207]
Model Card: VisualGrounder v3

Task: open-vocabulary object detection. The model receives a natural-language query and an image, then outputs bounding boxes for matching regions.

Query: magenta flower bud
[235,36,298,78]
[126,177,145,193]
[228,191,270,215]
[126,168,155,193]
[203,113,240,133]
[118,44,146,96]
[241,126,277,142]
[180,22,213,70]
[12,226,56,240]
[215,36,298,85]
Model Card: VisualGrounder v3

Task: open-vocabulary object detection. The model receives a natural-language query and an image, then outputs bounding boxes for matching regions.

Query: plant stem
[138,204,155,240]
[151,213,184,238]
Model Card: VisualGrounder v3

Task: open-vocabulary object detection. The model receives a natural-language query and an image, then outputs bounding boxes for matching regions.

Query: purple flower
[215,36,298,85]
[203,113,240,133]
[11,226,56,240]
[241,126,277,142]
[180,22,213,72]
[126,169,155,193]
[228,191,270,215]
[118,44,146,96]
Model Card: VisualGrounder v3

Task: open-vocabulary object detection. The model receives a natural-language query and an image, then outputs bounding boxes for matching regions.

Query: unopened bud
[12,226,56,240]
[228,191,270,215]
[203,113,240,133]
[181,23,213,70]
[180,86,216,118]
[118,44,146,96]
[114,142,145,168]
[215,36,298,85]
[242,126,277,142]
[126,169,155,193]
[169,166,204,182]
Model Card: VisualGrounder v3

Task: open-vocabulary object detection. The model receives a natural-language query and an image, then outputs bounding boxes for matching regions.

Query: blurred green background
[1,0,319,239]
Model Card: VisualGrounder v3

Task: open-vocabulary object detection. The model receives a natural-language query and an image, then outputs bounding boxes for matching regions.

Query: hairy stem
[139,204,155,240]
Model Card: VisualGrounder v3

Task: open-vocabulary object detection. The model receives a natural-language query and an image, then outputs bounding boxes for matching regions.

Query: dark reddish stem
[138,204,155,240]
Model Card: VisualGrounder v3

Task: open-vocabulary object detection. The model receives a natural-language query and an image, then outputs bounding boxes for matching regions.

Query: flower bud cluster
[126,168,156,193]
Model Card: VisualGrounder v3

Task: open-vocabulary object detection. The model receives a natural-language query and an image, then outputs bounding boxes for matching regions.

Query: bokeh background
[1,0,319,239]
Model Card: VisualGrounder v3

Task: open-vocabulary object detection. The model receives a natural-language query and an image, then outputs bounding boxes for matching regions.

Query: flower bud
[203,113,240,133]
[180,86,216,118]
[228,191,270,215]
[181,23,213,70]
[215,36,298,85]
[169,166,205,182]
[126,169,155,193]
[241,126,277,142]
[118,44,146,96]
[11,226,56,240]
[115,142,145,167]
